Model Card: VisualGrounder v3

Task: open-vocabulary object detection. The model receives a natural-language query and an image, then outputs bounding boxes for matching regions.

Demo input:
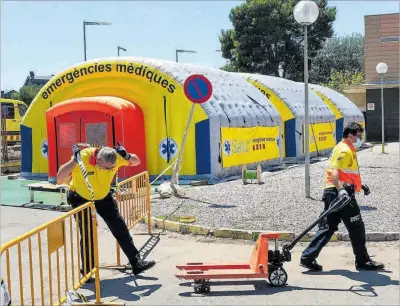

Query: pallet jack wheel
[193,280,210,294]
[194,284,202,294]
[202,283,211,293]
[268,267,288,287]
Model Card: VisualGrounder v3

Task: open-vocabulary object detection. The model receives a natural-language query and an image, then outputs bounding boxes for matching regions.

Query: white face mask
[354,138,362,149]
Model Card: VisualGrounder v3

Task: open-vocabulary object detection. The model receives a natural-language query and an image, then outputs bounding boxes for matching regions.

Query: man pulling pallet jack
[300,122,384,271]
[175,122,384,293]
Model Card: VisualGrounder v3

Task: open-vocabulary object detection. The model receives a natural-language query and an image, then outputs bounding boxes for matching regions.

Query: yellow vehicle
[1,99,28,144]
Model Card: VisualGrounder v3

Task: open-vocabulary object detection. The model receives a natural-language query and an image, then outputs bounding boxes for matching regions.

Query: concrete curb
[146,217,399,242]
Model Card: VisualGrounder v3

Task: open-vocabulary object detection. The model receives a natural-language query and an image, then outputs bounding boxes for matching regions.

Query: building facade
[23,71,53,87]
[364,13,399,142]
[364,13,399,84]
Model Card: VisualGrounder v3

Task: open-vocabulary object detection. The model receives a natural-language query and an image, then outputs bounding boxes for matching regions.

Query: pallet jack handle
[282,194,352,254]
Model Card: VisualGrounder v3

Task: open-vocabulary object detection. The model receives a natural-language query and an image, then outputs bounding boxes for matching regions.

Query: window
[380,36,399,43]
[59,123,77,147]
[86,123,108,146]
[18,104,27,117]
[1,103,15,119]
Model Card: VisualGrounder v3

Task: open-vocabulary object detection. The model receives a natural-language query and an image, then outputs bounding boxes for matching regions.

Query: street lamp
[376,62,388,153]
[118,46,127,57]
[175,49,196,62]
[83,21,112,61]
[293,0,319,198]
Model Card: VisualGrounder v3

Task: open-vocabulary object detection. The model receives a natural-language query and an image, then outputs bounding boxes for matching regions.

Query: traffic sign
[183,74,213,104]
[367,103,375,111]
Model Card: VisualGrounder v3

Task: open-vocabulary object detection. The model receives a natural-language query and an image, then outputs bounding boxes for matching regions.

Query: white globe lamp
[293,0,320,25]
[376,62,388,74]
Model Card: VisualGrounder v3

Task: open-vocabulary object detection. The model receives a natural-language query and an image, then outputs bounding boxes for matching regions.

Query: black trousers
[301,187,370,265]
[67,190,140,273]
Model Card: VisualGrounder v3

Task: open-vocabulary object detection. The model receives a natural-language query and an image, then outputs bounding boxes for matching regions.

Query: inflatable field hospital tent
[20,57,282,184]
[238,73,336,159]
[310,83,365,143]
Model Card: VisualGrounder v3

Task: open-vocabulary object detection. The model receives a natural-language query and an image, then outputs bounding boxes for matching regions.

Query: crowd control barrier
[0,203,101,305]
[113,171,152,266]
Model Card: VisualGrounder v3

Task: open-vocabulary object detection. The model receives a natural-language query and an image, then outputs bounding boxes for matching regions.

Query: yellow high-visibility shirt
[325,140,362,192]
[69,148,129,200]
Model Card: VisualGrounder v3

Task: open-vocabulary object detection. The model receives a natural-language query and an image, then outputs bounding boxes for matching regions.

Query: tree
[17,85,42,106]
[219,0,336,81]
[324,70,364,93]
[310,33,364,84]
[9,91,21,100]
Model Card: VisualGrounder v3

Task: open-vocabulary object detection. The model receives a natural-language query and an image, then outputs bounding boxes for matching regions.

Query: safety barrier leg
[146,172,152,235]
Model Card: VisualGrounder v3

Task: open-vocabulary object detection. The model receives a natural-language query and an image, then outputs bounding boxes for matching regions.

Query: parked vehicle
[1,99,28,144]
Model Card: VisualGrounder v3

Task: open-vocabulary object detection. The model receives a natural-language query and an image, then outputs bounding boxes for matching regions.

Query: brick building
[363,13,399,142]
[343,13,399,141]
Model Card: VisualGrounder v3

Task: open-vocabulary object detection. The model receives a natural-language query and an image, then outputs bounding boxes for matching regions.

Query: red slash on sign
[183,74,213,104]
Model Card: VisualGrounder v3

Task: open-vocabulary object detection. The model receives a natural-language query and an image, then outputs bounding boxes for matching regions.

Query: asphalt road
[1,206,399,306]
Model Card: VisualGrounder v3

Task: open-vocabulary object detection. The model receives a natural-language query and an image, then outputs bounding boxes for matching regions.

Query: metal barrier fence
[114,171,151,266]
[0,202,101,305]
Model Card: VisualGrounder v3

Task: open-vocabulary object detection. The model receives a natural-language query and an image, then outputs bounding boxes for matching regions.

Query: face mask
[354,138,362,149]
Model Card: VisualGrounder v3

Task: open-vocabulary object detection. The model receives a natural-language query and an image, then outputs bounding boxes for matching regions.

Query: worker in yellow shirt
[300,122,384,271]
[57,144,155,277]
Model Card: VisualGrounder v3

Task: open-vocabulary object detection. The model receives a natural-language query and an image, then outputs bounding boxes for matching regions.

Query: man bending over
[57,144,155,276]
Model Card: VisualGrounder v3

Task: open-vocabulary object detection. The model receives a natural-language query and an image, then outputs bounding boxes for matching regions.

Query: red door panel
[55,113,81,170]
[80,111,113,147]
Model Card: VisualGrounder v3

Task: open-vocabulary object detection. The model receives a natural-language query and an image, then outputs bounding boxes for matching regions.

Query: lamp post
[83,21,111,61]
[293,0,319,198]
[175,49,196,62]
[118,46,127,57]
[376,62,388,153]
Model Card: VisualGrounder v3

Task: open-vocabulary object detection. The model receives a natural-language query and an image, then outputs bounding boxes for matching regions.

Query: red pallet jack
[175,194,352,294]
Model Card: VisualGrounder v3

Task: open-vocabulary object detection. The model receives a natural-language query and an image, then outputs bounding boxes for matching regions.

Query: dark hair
[343,122,364,138]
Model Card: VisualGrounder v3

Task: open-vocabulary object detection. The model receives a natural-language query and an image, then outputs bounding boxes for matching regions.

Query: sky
[1,0,399,91]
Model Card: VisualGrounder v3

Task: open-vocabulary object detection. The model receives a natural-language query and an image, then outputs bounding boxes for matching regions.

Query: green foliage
[310,33,364,84]
[17,85,41,106]
[219,0,336,81]
[220,62,239,72]
[9,92,21,100]
[323,70,364,93]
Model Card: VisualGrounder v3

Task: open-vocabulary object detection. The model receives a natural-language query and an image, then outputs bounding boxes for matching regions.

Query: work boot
[132,260,156,275]
[356,260,385,271]
[131,255,156,275]
[300,259,323,271]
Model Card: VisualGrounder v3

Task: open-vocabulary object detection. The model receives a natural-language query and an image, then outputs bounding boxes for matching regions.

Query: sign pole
[170,74,213,196]
[170,103,196,189]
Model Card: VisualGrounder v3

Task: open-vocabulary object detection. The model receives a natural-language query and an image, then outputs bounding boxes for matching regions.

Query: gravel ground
[151,143,400,234]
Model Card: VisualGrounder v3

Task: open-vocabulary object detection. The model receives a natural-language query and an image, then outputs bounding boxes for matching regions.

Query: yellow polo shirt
[69,148,129,200]
[325,140,361,191]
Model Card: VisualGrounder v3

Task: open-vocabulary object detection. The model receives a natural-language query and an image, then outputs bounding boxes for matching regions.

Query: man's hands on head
[114,142,140,166]
[114,142,131,161]
[72,144,81,162]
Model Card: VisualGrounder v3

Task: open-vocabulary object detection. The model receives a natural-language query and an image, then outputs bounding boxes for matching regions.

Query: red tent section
[46,96,146,182]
